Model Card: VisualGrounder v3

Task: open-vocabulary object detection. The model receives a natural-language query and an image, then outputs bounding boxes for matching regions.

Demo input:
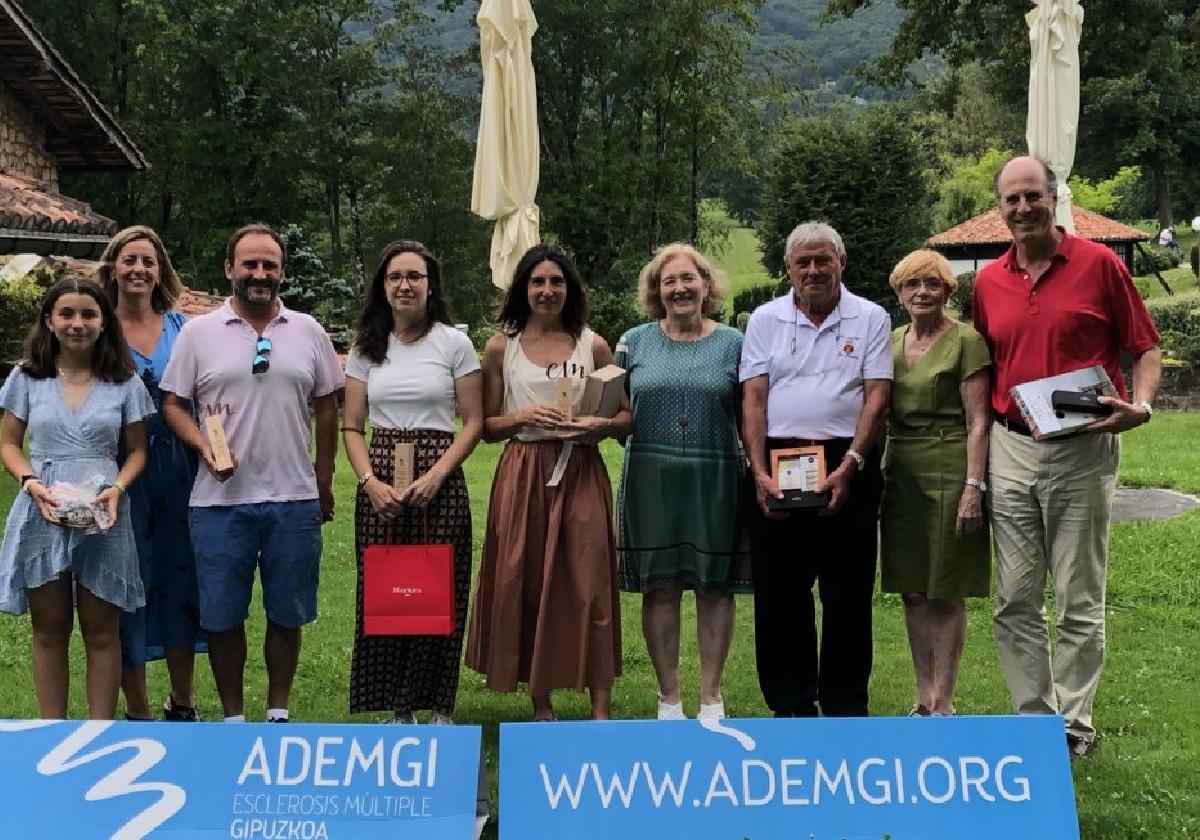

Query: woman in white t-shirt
[342,240,484,723]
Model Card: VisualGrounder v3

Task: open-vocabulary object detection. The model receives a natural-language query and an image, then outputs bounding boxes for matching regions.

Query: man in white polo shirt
[161,223,345,723]
[740,221,892,717]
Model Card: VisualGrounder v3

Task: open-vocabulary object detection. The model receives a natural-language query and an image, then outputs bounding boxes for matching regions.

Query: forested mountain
[394,0,904,94]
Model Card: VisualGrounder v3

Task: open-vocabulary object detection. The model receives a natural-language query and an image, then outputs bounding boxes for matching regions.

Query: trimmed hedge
[728,279,785,325]
[1146,292,1200,368]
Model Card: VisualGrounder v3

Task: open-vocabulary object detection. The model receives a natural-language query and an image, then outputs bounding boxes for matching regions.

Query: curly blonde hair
[637,243,726,319]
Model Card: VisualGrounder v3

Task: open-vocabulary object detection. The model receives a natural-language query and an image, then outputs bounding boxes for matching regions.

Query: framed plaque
[767,445,831,511]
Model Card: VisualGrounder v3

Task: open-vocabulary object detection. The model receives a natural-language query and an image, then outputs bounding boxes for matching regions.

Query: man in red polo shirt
[973,156,1161,759]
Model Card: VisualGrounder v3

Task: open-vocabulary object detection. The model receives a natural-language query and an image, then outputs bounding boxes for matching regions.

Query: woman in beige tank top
[465,244,632,721]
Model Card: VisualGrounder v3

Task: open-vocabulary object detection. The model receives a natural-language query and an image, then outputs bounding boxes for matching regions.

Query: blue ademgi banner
[500,715,1080,840]
[0,719,480,839]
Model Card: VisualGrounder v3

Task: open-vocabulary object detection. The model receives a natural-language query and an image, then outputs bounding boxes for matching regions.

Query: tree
[824,0,1200,227]
[931,149,1013,232]
[279,225,356,350]
[532,0,762,289]
[757,106,931,304]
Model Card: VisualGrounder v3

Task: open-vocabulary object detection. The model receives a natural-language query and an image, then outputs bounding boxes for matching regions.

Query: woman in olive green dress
[881,250,991,717]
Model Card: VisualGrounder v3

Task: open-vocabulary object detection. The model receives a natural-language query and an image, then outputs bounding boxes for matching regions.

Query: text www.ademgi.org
[539,755,1032,810]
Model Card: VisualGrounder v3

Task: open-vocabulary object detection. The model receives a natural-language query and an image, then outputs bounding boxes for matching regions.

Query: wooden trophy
[555,377,574,422]
[204,414,234,472]
[767,445,831,512]
[393,442,415,491]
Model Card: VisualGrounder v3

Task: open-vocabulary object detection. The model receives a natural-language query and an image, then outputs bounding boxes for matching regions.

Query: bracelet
[100,480,127,495]
[19,474,37,491]
[340,427,366,434]
[843,448,865,470]
[357,472,375,488]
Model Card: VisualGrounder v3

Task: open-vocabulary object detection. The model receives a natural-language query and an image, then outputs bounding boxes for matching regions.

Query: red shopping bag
[363,512,454,636]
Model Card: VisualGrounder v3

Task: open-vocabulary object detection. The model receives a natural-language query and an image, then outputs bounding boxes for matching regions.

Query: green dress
[615,322,751,594]
[881,320,991,598]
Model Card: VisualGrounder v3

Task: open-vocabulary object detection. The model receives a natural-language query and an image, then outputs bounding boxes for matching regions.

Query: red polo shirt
[972,230,1160,422]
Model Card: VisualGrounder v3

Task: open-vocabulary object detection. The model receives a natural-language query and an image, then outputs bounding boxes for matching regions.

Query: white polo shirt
[739,287,892,439]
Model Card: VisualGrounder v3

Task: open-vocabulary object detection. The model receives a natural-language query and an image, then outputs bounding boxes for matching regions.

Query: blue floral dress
[119,310,206,670]
[0,367,154,613]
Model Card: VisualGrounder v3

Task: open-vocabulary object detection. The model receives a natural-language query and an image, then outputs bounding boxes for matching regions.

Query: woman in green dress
[881,249,991,717]
[615,243,750,722]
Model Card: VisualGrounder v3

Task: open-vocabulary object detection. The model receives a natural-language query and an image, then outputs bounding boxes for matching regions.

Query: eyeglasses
[900,276,946,292]
[384,271,428,287]
[252,336,272,374]
[662,272,701,286]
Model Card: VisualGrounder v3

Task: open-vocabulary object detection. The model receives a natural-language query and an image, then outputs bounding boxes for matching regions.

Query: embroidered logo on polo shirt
[837,336,859,357]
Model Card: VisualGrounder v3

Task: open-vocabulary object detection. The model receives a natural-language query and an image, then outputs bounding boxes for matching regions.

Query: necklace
[57,367,93,385]
[393,320,427,344]
[662,321,709,433]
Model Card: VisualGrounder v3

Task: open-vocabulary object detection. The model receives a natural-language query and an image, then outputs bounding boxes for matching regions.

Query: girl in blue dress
[99,226,206,722]
[0,277,153,719]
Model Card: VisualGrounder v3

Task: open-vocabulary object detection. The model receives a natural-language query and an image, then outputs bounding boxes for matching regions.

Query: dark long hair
[352,240,454,364]
[22,276,135,381]
[497,244,588,338]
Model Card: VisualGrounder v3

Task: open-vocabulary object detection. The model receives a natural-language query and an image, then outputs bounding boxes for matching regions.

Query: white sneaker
[697,701,725,721]
[656,697,687,720]
[429,712,454,725]
[392,711,418,725]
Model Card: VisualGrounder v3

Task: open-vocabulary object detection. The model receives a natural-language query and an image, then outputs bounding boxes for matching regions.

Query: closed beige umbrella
[1026,0,1084,232]
[471,0,540,289]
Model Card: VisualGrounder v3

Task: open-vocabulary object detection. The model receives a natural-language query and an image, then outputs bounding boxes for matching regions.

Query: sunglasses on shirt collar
[252,337,272,375]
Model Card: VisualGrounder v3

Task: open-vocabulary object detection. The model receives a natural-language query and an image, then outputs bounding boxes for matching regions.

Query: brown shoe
[1066,734,1093,758]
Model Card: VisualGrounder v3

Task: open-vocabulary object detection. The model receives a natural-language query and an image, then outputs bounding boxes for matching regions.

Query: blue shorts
[189,501,323,632]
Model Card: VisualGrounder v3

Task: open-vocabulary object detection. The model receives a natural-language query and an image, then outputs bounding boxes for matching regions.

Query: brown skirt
[465,440,622,694]
[349,428,471,716]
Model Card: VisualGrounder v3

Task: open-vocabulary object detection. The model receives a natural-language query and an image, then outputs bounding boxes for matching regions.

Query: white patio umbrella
[1025,0,1084,232]
[471,0,540,289]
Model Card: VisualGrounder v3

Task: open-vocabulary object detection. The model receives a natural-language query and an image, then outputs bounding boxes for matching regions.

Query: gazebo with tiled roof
[927,205,1149,276]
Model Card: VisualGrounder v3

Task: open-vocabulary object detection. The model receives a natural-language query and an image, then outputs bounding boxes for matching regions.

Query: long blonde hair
[97,225,183,312]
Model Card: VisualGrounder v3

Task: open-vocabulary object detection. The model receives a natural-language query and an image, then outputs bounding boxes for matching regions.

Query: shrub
[735,311,751,333]
[953,271,976,316]
[728,280,785,324]
[1134,245,1181,275]
[1145,291,1200,335]
[0,276,44,362]
[588,286,647,347]
[1191,244,1198,277]
[757,106,932,306]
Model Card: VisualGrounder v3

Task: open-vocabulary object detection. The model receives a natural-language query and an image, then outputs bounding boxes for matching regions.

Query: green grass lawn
[1,414,1199,835]
[714,226,772,317]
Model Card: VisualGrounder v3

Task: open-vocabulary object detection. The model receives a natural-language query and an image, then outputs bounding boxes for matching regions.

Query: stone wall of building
[0,82,58,187]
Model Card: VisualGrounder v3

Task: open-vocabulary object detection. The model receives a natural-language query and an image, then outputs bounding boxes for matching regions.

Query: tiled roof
[928,206,1150,247]
[0,0,146,170]
[177,287,224,317]
[0,168,118,257]
[0,168,117,235]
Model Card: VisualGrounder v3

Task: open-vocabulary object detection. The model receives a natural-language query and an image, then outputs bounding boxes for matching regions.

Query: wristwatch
[19,474,37,492]
[843,448,866,470]
[965,477,988,492]
[1136,401,1153,422]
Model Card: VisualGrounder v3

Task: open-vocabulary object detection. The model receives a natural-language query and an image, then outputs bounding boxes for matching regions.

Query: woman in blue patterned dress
[99,225,206,722]
[615,243,750,721]
[0,277,153,719]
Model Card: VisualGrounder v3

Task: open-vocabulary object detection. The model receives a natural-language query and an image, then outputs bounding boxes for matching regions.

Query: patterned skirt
[349,428,471,716]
